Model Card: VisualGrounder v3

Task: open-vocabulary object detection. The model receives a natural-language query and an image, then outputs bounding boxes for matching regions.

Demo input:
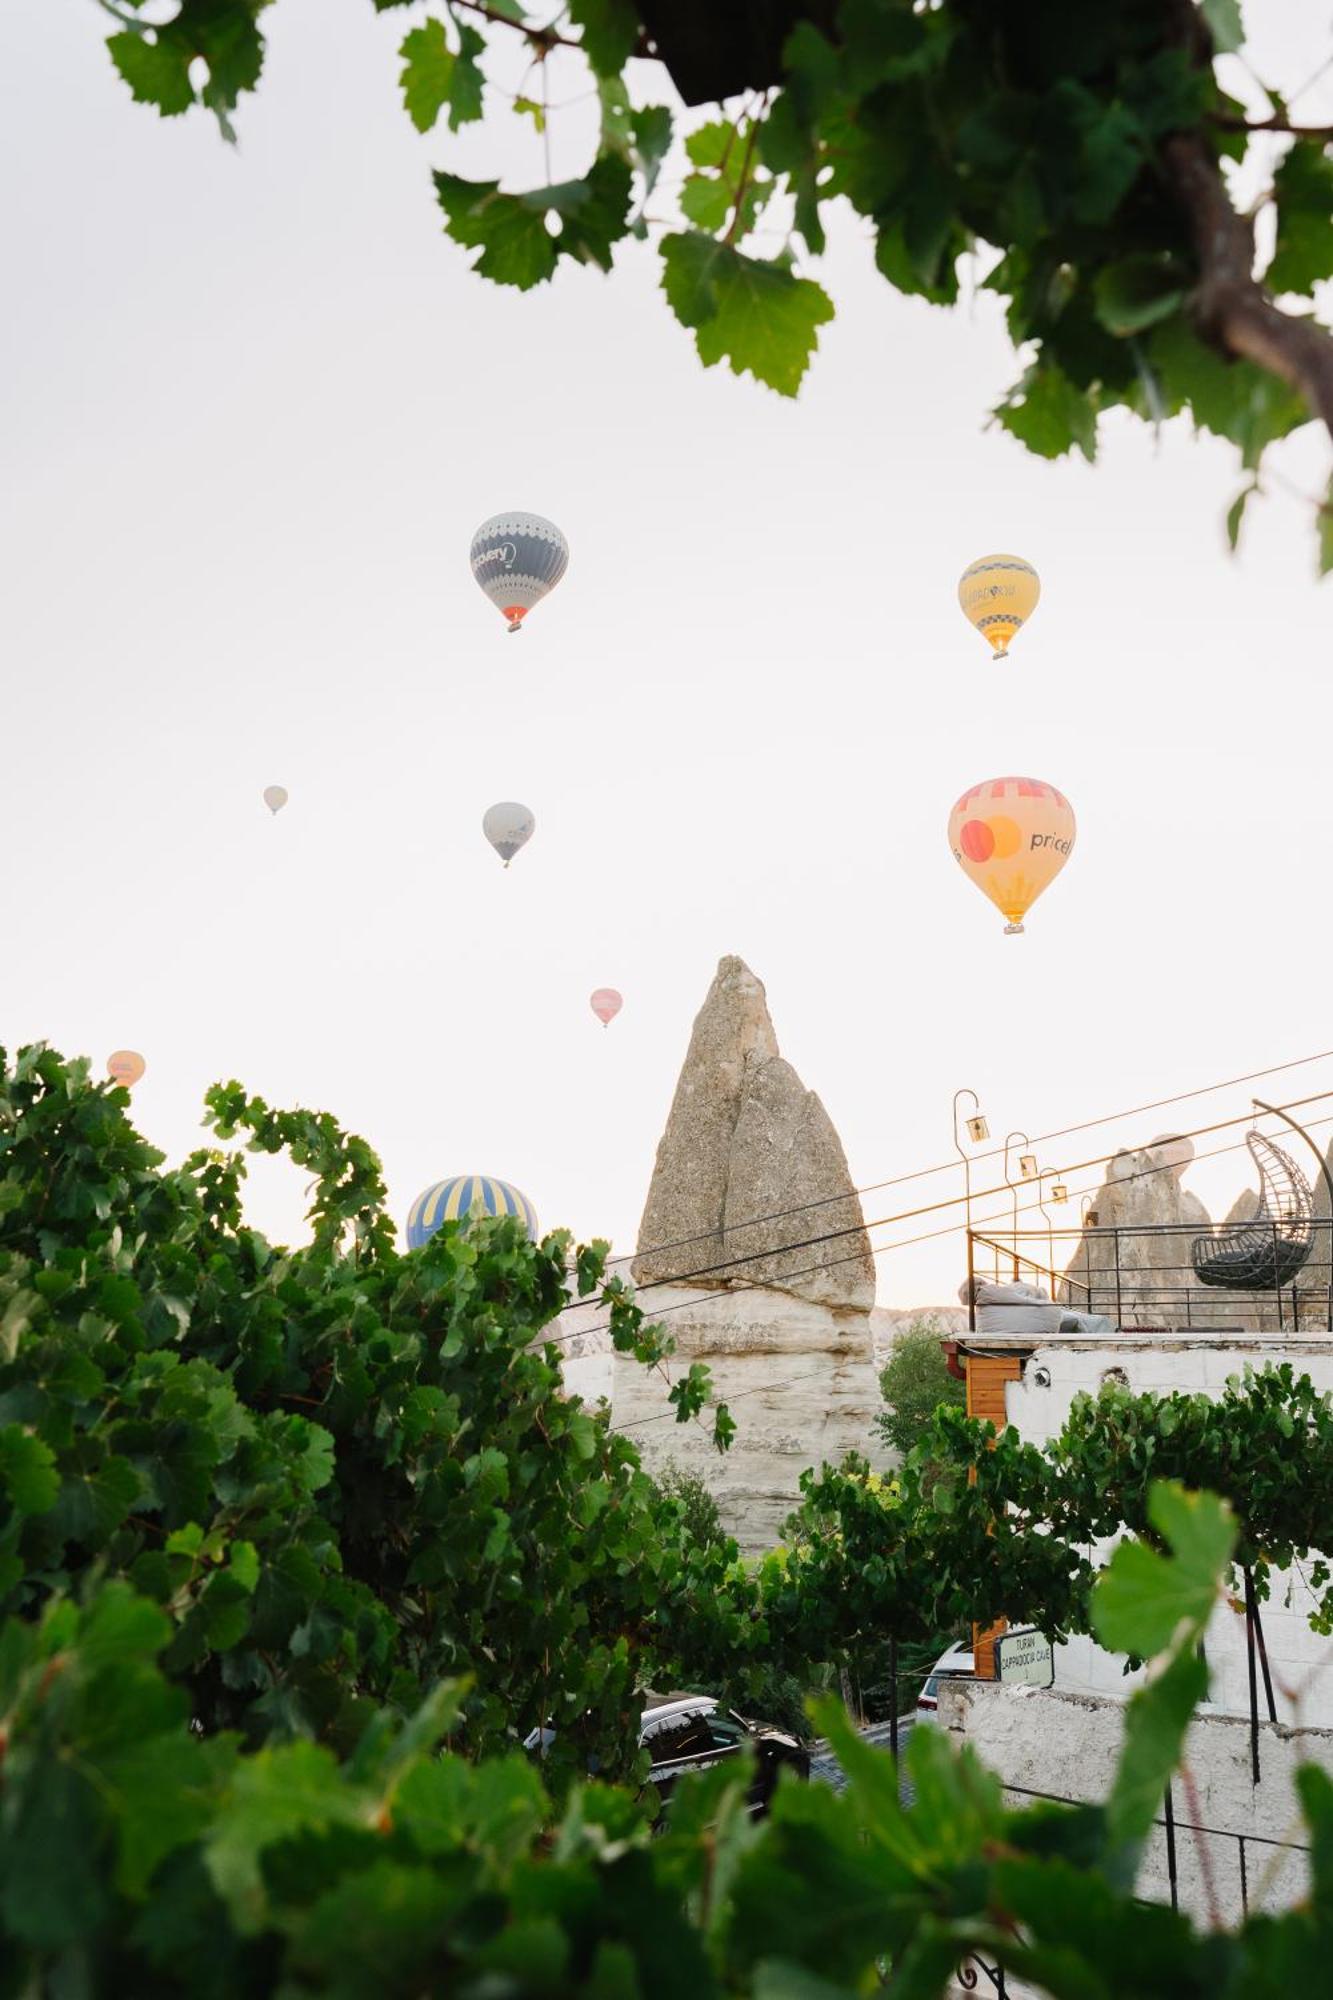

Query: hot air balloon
[958,554,1040,659]
[470,512,569,633]
[107,1050,146,1088]
[263,785,288,815]
[590,988,622,1027]
[406,1176,539,1250]
[483,802,535,867]
[947,777,1075,934]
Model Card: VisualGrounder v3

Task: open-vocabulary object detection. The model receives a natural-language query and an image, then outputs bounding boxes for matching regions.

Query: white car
[915,1641,975,1724]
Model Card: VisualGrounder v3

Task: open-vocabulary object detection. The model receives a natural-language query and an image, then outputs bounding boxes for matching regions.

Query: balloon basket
[1003,921,1025,935]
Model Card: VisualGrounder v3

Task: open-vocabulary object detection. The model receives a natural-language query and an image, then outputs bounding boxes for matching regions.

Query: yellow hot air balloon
[958,554,1040,659]
[947,776,1075,934]
[107,1049,146,1088]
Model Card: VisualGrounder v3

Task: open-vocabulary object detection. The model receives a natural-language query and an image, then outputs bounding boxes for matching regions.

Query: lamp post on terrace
[1004,1130,1035,1277]
[952,1089,989,1235]
[953,1090,989,1305]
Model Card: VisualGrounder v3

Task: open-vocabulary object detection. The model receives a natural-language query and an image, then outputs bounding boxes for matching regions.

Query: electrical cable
[572,1087,1333,1312]
[589,1046,1333,1284]
[554,1105,1333,1350]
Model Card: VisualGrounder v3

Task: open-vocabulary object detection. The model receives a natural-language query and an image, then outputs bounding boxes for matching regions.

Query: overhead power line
[588,1045,1333,1291]
[580,1087,1333,1311]
[553,1098,1333,1351]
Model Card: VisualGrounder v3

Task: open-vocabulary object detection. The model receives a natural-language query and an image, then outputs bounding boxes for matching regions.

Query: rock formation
[633,956,874,1309]
[1059,1128,1333,1332]
[1060,1137,1212,1326]
[615,956,884,1550]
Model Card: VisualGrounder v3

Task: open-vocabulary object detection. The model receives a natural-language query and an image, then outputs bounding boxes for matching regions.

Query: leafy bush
[652,1458,726,1551]
[0,1046,756,1796]
[9,1469,1333,1995]
[875,1317,965,1457]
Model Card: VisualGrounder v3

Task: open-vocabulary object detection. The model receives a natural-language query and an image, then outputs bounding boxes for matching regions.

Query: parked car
[525,1693,809,1817]
[915,1641,975,1724]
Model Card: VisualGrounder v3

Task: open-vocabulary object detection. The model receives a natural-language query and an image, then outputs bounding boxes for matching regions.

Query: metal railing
[1000,1778,1310,1922]
[965,1222,1333,1334]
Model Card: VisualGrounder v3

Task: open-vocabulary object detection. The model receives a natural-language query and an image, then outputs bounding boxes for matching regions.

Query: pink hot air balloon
[590,988,623,1028]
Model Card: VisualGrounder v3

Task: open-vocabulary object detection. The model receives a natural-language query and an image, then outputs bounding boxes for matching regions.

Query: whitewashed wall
[991,1329,1333,1724]
[940,1679,1332,1926]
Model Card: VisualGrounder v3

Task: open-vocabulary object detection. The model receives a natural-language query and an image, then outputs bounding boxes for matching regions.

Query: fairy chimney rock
[633,956,874,1311]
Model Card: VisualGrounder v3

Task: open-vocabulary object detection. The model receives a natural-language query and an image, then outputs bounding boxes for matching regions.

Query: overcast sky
[5,2,1333,1305]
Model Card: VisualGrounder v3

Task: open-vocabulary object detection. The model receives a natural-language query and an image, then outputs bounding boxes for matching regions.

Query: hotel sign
[995,1628,1055,1687]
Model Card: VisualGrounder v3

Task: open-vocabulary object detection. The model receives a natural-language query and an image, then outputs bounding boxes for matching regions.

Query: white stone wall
[940,1679,1331,1926]
[987,1329,1333,1726]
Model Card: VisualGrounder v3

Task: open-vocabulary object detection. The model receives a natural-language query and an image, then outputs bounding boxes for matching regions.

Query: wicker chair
[1191,1133,1314,1290]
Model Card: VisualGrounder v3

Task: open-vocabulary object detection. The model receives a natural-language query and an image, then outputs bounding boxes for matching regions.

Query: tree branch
[1162,131,1333,438]
[1211,114,1333,139]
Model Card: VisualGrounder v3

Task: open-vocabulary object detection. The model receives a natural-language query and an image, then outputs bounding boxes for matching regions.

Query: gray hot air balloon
[263,785,289,815]
[483,802,535,868]
[470,512,568,633]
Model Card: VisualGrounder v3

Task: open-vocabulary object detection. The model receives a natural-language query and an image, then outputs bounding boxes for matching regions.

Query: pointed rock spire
[633,956,874,1309]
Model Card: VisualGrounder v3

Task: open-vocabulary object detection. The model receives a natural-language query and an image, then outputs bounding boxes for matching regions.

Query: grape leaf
[1225,479,1257,552]
[1093,254,1187,335]
[106,32,194,118]
[0,1425,58,1515]
[660,234,834,397]
[1268,142,1333,297]
[399,20,453,135]
[995,359,1099,461]
[433,174,553,287]
[567,0,640,78]
[1201,0,1244,54]
[434,156,630,289]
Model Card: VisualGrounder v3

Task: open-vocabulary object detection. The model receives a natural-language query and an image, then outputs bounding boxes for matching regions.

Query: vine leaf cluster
[95,0,1333,564]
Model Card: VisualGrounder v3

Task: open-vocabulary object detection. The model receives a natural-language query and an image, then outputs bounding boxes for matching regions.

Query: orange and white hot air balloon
[107,1049,146,1088]
[958,554,1040,659]
[947,777,1075,934]
[590,988,622,1027]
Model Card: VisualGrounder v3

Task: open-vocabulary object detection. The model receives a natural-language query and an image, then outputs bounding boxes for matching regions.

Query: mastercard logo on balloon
[947,777,1075,934]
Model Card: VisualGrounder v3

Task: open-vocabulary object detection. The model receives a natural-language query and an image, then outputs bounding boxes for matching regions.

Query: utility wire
[576,1087,1333,1311]
[554,1102,1333,1351]
[595,1111,1333,1431]
[587,1046,1333,1288]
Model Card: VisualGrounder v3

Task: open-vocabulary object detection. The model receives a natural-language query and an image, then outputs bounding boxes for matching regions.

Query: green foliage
[1269,142,1333,297]
[433,154,632,288]
[659,232,834,397]
[6,1046,1333,1988]
[9,1468,1332,1996]
[875,1318,964,1458]
[93,2,1333,563]
[0,1043,750,1797]
[398,15,485,136]
[104,0,270,142]
[653,1457,725,1550]
[1046,1364,1333,1631]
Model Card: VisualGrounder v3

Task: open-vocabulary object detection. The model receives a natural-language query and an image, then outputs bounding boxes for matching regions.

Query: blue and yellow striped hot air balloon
[406,1175,540,1250]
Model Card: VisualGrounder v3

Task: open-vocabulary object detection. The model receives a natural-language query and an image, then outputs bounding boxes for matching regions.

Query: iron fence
[965,1221,1333,1334]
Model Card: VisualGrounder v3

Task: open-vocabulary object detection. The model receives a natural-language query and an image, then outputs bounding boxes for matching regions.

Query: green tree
[15,1472,1333,1995]
[875,1316,965,1458]
[93,1,1333,564]
[0,1044,751,1794]
[653,1457,726,1550]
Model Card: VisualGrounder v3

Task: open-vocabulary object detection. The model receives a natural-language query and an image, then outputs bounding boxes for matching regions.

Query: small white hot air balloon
[482,802,535,868]
[263,786,288,816]
[590,988,623,1027]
